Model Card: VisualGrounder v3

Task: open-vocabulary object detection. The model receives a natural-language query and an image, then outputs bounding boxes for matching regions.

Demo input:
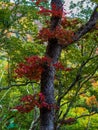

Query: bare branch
[29,117,40,130]
[62,4,98,47]
[0,81,39,92]
[76,112,96,120]
[74,4,98,42]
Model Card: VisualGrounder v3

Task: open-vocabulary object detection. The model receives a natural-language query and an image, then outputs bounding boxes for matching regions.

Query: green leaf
[91,0,98,3]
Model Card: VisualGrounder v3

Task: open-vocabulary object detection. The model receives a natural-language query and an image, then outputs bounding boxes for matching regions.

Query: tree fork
[40,1,98,130]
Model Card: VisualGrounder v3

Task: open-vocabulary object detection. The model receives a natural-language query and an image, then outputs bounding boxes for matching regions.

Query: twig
[0,81,39,92]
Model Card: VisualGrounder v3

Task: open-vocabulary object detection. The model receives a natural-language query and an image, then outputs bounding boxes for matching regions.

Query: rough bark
[40,41,62,130]
[40,0,63,130]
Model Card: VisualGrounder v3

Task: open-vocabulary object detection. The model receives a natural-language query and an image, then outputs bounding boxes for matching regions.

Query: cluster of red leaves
[13,93,59,113]
[53,62,65,70]
[32,1,74,44]
[54,26,74,44]
[38,26,74,44]
[15,56,51,81]
[34,0,47,6]
[15,56,71,81]
[13,94,37,113]
[61,118,76,125]
[32,0,63,17]
[61,18,69,27]
[61,18,79,28]
[38,3,63,17]
[38,28,53,40]
[15,56,72,81]
[53,62,72,71]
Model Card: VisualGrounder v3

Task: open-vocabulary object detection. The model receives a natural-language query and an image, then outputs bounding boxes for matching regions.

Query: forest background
[0,0,98,130]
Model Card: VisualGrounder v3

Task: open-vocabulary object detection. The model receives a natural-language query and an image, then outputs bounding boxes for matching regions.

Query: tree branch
[73,4,98,42]
[29,117,40,130]
[62,4,98,48]
[76,112,96,120]
[0,81,39,92]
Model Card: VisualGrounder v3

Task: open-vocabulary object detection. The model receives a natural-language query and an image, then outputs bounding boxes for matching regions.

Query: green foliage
[91,0,98,3]
[0,8,11,28]
[0,0,98,129]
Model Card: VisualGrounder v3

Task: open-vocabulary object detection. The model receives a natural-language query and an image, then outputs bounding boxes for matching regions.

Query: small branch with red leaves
[13,92,59,113]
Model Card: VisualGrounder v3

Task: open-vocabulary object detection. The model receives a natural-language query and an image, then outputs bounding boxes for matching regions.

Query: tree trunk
[40,0,63,129]
[40,41,62,130]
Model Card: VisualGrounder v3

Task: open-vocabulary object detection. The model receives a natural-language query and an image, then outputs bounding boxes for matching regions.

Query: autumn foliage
[38,26,74,44]
[86,95,98,107]
[13,93,48,113]
[38,4,63,17]
[15,56,71,81]
[14,93,59,113]
[15,56,51,81]
[14,0,73,113]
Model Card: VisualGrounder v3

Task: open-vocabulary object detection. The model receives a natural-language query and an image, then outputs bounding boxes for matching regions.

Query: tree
[38,0,98,130]
[0,0,98,130]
